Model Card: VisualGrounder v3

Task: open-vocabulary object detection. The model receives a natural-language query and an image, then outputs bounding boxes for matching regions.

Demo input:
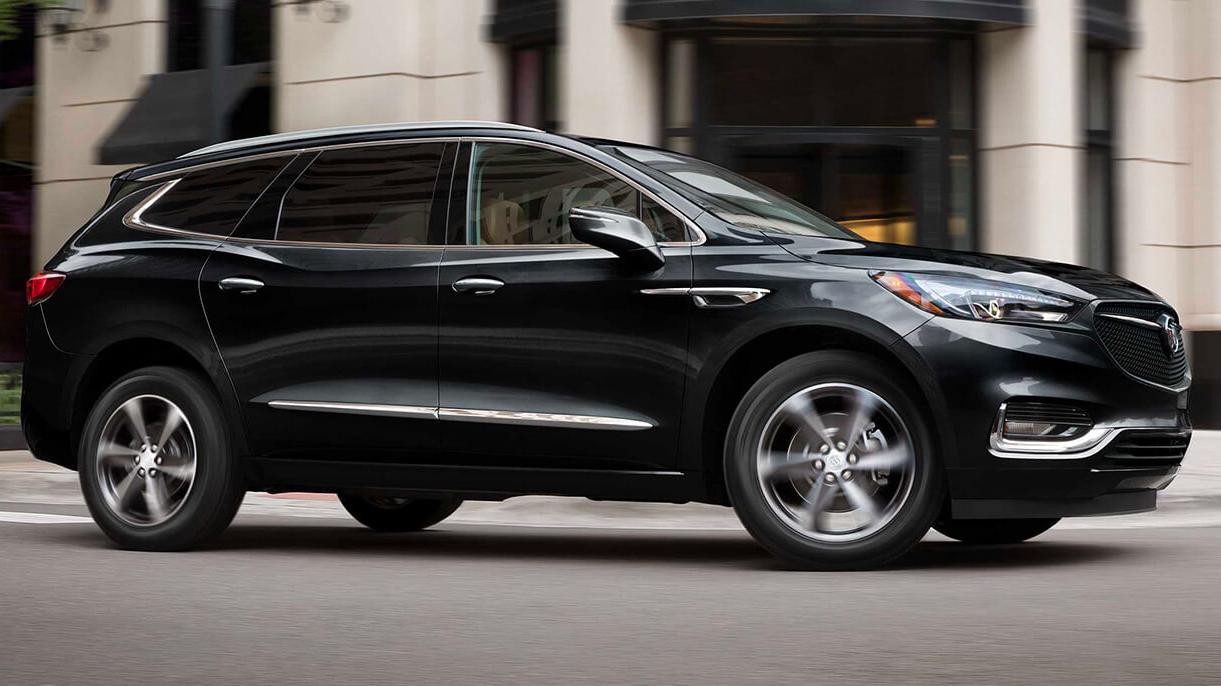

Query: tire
[78,366,244,551]
[934,518,1060,544]
[724,351,943,570]
[338,493,463,532]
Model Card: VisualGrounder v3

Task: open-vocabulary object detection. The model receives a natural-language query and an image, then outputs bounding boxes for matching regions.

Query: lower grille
[1093,302,1188,388]
[1102,430,1191,466]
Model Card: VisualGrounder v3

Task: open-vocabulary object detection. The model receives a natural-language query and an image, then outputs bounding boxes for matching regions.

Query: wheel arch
[687,317,952,505]
[70,335,247,467]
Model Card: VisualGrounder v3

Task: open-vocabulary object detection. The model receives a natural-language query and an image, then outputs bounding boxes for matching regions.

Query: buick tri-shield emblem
[1158,313,1183,354]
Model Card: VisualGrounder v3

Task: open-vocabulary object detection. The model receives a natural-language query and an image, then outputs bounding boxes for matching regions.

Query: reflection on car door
[436,141,694,471]
[200,141,454,462]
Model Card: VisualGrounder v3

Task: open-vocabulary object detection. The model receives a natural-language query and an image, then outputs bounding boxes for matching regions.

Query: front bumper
[904,315,1190,519]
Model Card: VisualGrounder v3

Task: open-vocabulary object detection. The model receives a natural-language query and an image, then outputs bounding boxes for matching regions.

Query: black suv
[22,122,1191,569]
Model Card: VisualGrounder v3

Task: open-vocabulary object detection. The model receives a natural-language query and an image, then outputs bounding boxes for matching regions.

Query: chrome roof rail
[179,120,541,159]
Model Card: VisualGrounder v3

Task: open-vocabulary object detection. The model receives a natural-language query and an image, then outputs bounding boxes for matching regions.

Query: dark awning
[489,0,558,42]
[97,62,267,165]
[0,87,31,124]
[1084,0,1133,47]
[624,0,1028,26]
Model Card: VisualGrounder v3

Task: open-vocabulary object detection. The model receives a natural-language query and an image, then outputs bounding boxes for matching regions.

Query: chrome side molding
[267,400,438,418]
[640,286,770,308]
[267,400,653,430]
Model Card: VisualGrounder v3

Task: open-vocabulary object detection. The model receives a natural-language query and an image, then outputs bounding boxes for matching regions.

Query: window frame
[449,138,704,249]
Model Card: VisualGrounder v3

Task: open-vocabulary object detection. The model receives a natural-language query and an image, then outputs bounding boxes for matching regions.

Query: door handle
[218,276,265,294]
[452,277,504,296]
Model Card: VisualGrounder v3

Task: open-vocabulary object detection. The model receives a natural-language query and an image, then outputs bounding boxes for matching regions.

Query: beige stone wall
[34,0,164,268]
[275,0,505,132]
[1113,0,1221,331]
[560,0,658,144]
[979,0,1082,266]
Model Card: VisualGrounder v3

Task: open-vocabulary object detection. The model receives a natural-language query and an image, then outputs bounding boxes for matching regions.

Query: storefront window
[510,44,560,131]
[663,33,976,250]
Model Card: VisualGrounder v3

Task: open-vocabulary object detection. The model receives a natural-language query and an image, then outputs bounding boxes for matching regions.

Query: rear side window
[276,143,445,245]
[140,157,287,236]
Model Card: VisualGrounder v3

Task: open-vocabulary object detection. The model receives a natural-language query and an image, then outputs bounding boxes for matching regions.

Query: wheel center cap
[827,453,845,470]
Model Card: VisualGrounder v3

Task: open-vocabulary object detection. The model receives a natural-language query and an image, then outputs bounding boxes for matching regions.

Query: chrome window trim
[127,134,706,248]
[266,399,654,431]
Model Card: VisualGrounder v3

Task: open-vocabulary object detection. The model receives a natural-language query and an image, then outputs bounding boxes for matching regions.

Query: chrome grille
[1093,303,1188,388]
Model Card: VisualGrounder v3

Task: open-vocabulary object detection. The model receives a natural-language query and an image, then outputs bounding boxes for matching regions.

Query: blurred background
[0,0,1217,434]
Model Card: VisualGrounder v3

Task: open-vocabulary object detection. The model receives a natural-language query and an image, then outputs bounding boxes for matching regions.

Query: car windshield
[609,145,858,240]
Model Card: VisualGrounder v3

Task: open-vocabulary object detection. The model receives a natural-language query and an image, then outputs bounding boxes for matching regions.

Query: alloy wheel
[94,394,197,527]
[755,382,916,543]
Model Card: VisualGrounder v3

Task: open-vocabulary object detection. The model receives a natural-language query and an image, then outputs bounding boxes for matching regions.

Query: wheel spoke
[143,477,170,522]
[156,404,185,450]
[120,398,148,443]
[801,478,838,530]
[853,446,913,472]
[781,395,833,449]
[157,460,195,482]
[840,478,881,521]
[98,441,138,466]
[112,468,141,509]
[761,451,818,482]
[842,390,878,451]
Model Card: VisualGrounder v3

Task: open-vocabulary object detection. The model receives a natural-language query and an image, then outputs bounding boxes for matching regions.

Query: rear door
[436,141,694,471]
[200,140,453,462]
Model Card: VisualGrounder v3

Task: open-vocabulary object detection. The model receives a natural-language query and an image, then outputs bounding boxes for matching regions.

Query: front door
[436,141,694,471]
[200,141,454,462]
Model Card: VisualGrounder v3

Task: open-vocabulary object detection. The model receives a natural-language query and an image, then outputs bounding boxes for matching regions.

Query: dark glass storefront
[661,31,977,250]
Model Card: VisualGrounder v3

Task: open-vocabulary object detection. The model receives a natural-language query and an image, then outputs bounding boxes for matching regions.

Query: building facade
[13,0,1221,423]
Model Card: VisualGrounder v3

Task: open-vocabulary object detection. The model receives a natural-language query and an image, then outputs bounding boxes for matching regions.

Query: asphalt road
[1,507,1219,685]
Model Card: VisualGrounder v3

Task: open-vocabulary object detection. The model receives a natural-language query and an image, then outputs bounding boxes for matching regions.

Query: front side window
[467,143,687,245]
[277,143,445,245]
[141,157,287,236]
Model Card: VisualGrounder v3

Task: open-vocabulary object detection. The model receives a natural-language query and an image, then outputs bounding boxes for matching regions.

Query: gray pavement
[2,434,1220,684]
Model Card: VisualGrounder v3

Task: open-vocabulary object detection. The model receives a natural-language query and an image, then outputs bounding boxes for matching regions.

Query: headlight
[870,271,1082,323]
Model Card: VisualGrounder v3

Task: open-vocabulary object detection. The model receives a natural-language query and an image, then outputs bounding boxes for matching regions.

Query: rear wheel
[79,366,244,551]
[725,351,943,570]
[338,493,463,532]
[934,518,1060,544]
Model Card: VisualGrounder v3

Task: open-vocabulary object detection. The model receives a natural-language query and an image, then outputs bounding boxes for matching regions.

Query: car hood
[767,233,1162,303]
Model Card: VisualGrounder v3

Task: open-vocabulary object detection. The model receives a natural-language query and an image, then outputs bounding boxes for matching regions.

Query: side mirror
[568,206,665,271]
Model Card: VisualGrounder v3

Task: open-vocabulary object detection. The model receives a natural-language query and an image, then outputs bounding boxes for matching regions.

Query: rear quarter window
[138,156,288,236]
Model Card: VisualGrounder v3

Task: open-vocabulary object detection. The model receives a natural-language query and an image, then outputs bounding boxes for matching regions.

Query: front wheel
[338,493,463,532]
[725,351,943,570]
[934,518,1060,544]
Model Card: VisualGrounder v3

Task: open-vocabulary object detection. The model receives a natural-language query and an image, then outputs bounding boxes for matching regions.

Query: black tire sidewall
[338,493,463,532]
[725,351,943,570]
[79,366,241,550]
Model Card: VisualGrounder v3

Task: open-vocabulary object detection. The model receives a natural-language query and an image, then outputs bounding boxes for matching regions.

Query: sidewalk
[3,432,1220,531]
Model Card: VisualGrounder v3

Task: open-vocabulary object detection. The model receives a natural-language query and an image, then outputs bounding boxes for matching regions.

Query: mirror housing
[568,206,665,270]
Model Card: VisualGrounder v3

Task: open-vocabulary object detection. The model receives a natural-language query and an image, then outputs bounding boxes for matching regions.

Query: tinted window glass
[142,157,286,236]
[277,143,445,245]
[468,143,687,245]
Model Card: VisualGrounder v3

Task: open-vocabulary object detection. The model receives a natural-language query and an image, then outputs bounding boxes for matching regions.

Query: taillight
[26,272,65,306]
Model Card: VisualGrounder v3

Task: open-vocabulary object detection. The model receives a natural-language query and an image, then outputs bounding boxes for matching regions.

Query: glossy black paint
[23,124,1189,516]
